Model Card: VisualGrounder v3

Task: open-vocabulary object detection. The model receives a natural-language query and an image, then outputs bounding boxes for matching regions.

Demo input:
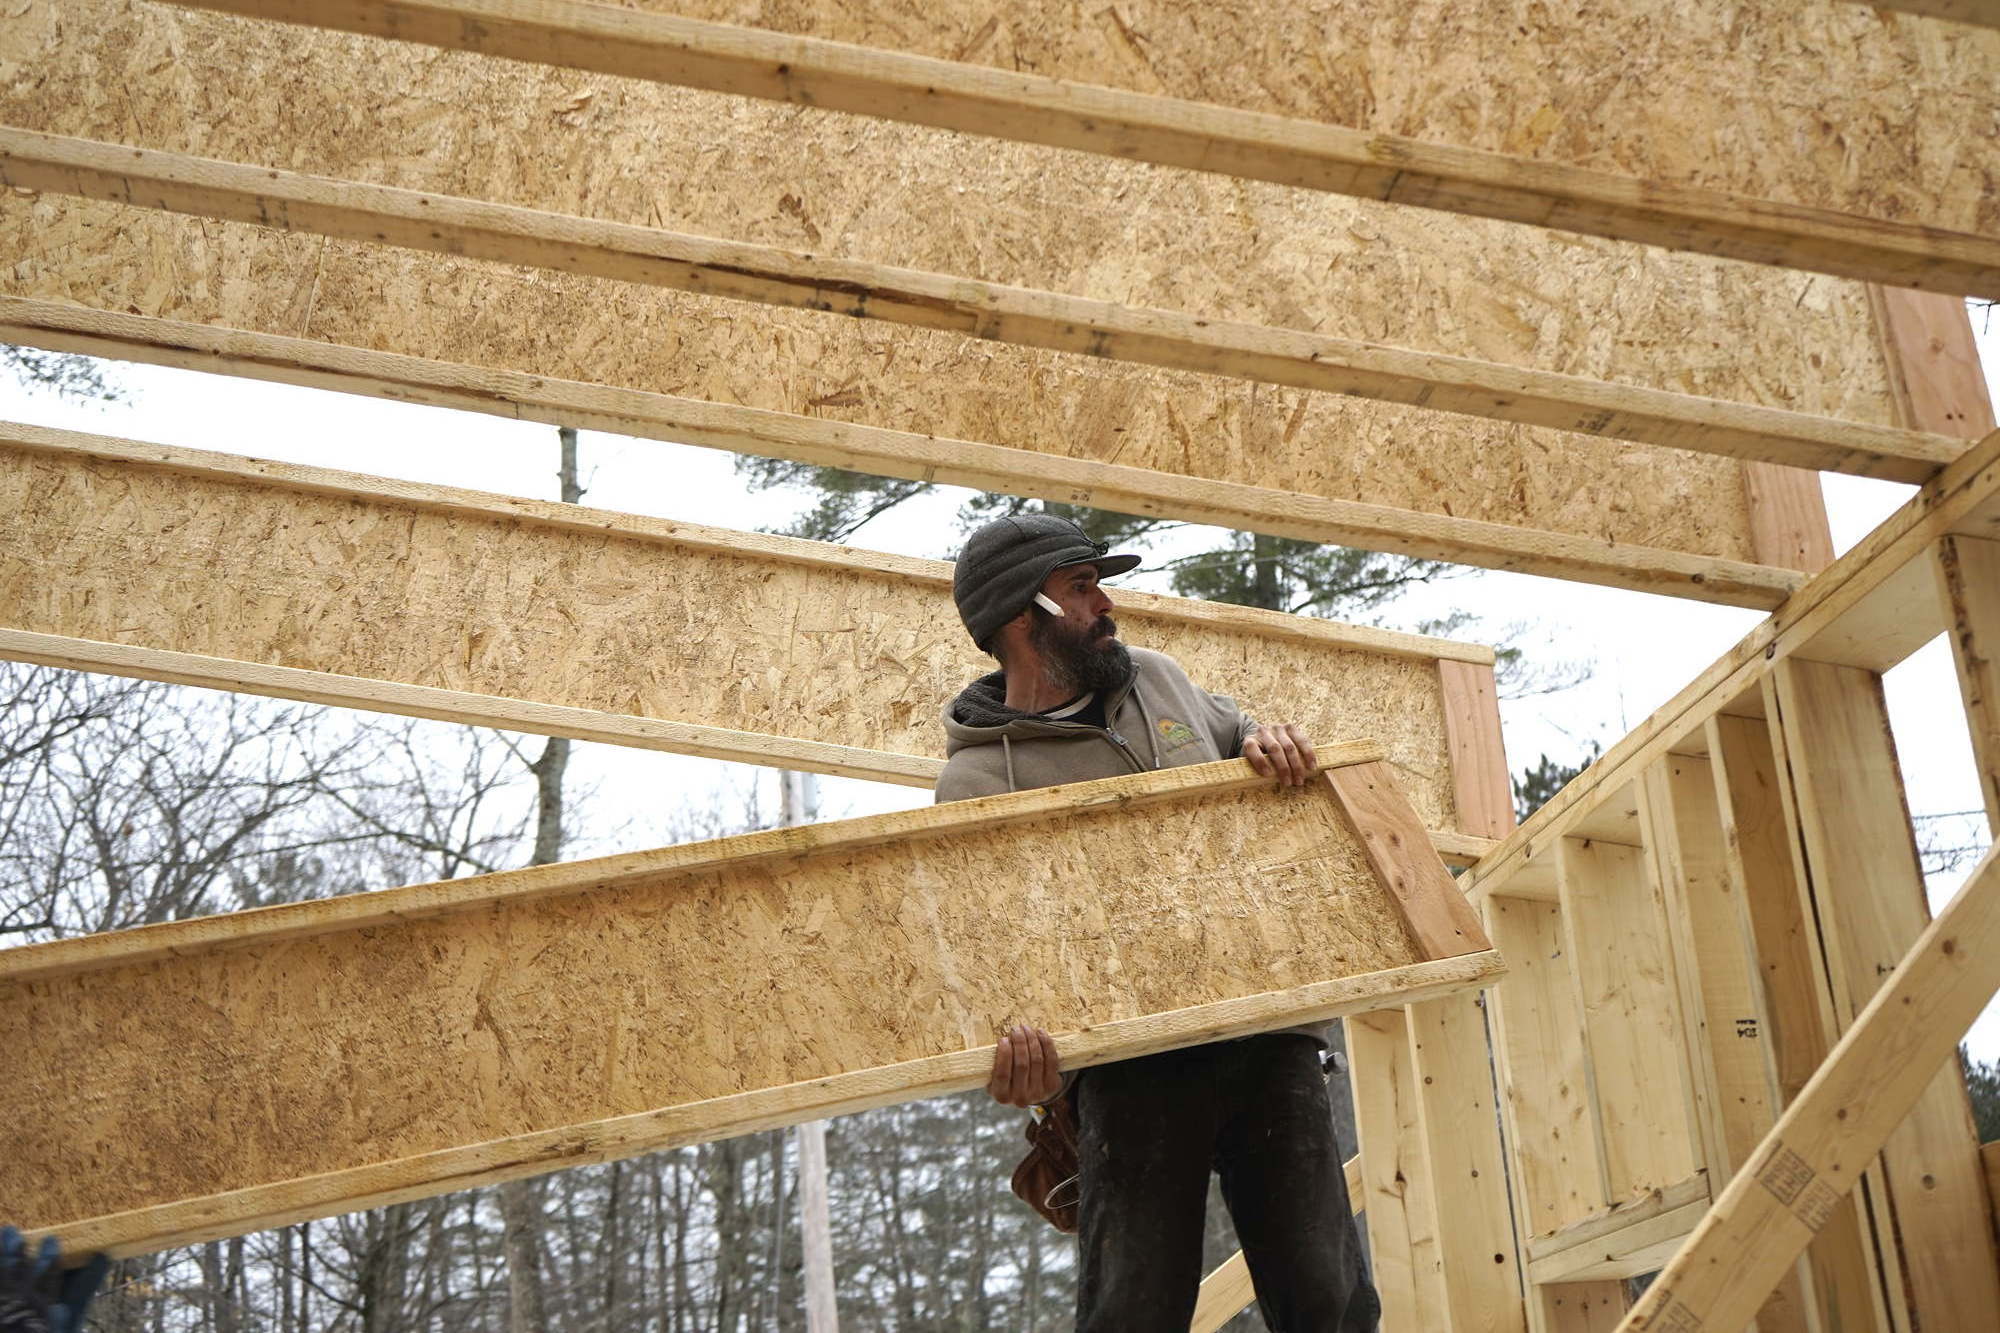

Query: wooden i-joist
[4,2,2000,1330]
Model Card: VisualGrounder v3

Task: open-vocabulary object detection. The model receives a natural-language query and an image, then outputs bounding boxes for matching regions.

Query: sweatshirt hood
[941,659,1138,755]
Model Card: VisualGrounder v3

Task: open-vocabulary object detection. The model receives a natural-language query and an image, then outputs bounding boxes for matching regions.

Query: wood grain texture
[154,0,2000,230]
[1483,895,1604,1238]
[1,0,1942,573]
[0,126,1942,538]
[1622,848,2000,1333]
[1640,756,1814,1333]
[1439,659,1515,839]
[1556,838,1701,1201]
[1326,761,1492,959]
[0,420,1469,827]
[1937,534,2000,827]
[1772,658,2000,1328]
[0,297,1816,608]
[1871,287,1998,439]
[164,0,2000,294]
[1348,1007,1450,1331]
[1742,462,1836,574]
[1407,990,1527,1333]
[0,757,1504,1253]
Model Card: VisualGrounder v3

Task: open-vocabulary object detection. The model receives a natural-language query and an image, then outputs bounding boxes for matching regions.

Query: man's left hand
[1242,723,1317,786]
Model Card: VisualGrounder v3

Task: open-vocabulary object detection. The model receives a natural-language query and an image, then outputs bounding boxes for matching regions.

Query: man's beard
[1030,611,1131,696]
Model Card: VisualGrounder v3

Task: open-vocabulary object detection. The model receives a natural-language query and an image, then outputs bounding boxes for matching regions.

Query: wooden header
[0,420,1482,834]
[3,754,1500,1253]
[167,0,1999,294]
[8,0,1939,597]
[0,128,1954,496]
[2,297,1822,608]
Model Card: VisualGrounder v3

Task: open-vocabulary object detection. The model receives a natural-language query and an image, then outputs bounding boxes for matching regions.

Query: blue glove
[0,1227,107,1333]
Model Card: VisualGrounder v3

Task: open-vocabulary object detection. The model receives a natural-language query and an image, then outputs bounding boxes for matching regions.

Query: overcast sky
[4,304,1995,1055]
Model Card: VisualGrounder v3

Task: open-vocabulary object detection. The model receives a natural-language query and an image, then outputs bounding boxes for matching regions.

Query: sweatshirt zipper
[1103,727,1147,773]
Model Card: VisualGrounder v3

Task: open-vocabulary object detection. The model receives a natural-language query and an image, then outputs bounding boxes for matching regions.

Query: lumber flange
[0,127,1961,519]
[1525,1175,1710,1285]
[2,755,1503,1254]
[0,296,1828,609]
[163,0,2000,295]
[1619,844,2000,1332]
[0,419,1488,840]
[1460,423,2000,904]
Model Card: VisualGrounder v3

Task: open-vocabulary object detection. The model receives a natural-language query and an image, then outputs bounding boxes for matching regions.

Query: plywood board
[0,0,1929,572]
[0,754,1503,1254]
[0,421,1470,828]
[158,1,2000,295]
[0,297,1814,609]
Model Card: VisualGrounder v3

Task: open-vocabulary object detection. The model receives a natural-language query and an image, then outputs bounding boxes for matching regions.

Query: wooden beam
[1706,712,1885,1330]
[1524,1174,1710,1285]
[1407,990,1528,1333]
[1555,838,1701,1200]
[1771,658,2000,1327]
[1537,1284,1627,1333]
[1187,1155,1366,1333]
[1439,660,1515,840]
[1639,756,1816,1333]
[0,129,1962,512]
[2,755,1505,1254]
[1328,762,1491,960]
[1619,845,2000,1333]
[1937,534,2000,829]
[161,0,2000,295]
[1741,462,1836,574]
[0,298,1805,610]
[1348,1007,1451,1331]
[1870,288,1998,439]
[1461,422,2000,904]
[0,419,1480,834]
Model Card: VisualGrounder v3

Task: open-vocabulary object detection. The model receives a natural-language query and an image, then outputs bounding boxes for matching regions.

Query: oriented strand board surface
[0,2,1924,563]
[622,0,2000,234]
[0,429,1462,826]
[3,764,1421,1229]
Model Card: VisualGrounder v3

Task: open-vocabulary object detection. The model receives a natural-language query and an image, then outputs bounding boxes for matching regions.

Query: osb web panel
[0,5,1920,563]
[635,0,2000,233]
[4,766,1421,1228]
[0,433,1463,827]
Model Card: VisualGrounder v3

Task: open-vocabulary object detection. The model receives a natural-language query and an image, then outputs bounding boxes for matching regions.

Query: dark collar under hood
[943,659,1139,737]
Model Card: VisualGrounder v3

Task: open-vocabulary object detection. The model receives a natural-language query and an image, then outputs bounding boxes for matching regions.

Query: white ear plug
[1033,593,1064,616]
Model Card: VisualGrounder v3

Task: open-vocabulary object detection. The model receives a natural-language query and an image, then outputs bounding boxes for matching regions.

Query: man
[937,514,1380,1332]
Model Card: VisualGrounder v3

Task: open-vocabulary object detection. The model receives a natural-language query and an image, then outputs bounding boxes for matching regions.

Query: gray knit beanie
[952,515,1142,650]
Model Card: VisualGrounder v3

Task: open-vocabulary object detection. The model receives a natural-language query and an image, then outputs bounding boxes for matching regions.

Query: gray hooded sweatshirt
[934,646,1327,1051]
[934,647,1256,801]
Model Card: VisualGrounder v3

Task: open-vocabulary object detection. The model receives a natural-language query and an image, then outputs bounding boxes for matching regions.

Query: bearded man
[935,514,1380,1332]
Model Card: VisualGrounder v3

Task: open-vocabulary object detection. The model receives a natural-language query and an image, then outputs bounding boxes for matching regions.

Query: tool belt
[1009,1088,1081,1233]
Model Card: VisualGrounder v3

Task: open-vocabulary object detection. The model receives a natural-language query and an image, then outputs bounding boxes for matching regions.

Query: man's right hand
[987,1024,1063,1107]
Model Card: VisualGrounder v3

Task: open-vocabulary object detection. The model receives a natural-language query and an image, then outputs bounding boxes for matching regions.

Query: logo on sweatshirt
[1156,718,1198,751]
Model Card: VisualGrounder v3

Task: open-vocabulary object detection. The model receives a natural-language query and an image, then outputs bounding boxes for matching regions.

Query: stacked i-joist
[1,2,1998,1330]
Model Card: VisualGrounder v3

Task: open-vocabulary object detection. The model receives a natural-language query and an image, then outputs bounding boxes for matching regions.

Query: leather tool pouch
[1009,1088,1081,1233]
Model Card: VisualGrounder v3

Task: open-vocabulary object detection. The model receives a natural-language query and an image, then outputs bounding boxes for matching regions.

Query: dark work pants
[1074,1034,1380,1333]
